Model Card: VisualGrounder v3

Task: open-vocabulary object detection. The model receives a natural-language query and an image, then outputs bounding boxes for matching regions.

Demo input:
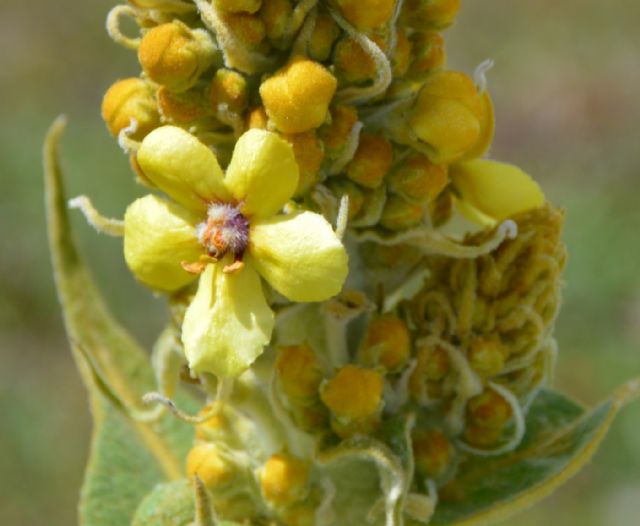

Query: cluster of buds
[89,0,567,524]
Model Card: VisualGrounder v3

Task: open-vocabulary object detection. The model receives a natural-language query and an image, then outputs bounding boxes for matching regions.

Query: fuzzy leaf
[44,117,194,525]
[431,381,640,526]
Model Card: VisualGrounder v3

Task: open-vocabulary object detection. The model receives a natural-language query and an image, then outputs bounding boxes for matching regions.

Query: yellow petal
[182,261,274,378]
[224,128,299,219]
[451,159,545,222]
[137,126,230,212]
[249,211,348,302]
[124,194,201,292]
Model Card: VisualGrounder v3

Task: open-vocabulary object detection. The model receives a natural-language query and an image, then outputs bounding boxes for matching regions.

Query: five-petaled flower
[124,126,349,377]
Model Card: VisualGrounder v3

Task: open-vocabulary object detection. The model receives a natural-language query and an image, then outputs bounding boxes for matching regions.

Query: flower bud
[260,454,310,507]
[346,133,393,188]
[320,104,359,155]
[210,68,249,114]
[308,12,340,62]
[335,0,397,32]
[466,389,512,430]
[260,0,293,46]
[409,31,446,75]
[467,335,509,377]
[403,0,461,29]
[222,11,268,49]
[101,78,160,140]
[283,131,325,196]
[275,345,324,405]
[392,30,413,77]
[409,71,487,164]
[361,314,411,372]
[138,21,216,92]
[215,0,262,14]
[186,442,238,490]
[260,57,337,133]
[157,86,208,123]
[334,36,377,85]
[320,365,384,438]
[410,344,450,400]
[380,194,424,230]
[413,429,452,478]
[387,153,448,203]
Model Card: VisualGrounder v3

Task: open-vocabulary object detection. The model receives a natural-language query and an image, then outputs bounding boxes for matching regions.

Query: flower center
[196,202,249,261]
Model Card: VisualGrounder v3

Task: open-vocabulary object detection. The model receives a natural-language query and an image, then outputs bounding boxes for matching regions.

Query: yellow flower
[450,159,545,225]
[124,126,349,377]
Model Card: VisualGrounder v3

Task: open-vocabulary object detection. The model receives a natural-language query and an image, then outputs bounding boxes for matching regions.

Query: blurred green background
[1,0,638,524]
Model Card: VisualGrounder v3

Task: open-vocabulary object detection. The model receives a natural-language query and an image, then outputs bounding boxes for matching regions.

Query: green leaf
[44,117,194,525]
[431,380,640,526]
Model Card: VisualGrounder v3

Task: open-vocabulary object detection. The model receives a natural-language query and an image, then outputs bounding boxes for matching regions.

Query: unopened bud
[308,12,340,62]
[246,105,269,129]
[157,86,207,123]
[260,453,310,507]
[260,57,337,133]
[413,429,452,478]
[380,194,424,230]
[260,0,293,46]
[138,21,216,92]
[387,153,448,203]
[361,314,411,372]
[392,30,413,77]
[102,78,159,140]
[335,0,397,32]
[186,442,238,490]
[320,104,359,155]
[210,68,249,113]
[409,31,446,75]
[346,133,393,188]
[334,36,377,85]
[221,11,267,49]
[466,389,512,429]
[275,345,324,404]
[327,179,366,220]
[320,365,384,438]
[467,335,509,377]
[403,0,461,29]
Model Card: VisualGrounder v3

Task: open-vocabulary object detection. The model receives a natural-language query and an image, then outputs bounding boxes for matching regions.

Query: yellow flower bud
[260,454,310,507]
[409,31,446,75]
[466,389,512,429]
[215,0,262,14]
[409,71,486,164]
[346,133,393,188]
[260,0,293,45]
[275,345,324,404]
[260,57,337,133]
[392,30,413,77]
[361,314,411,372]
[210,68,249,114]
[410,344,450,400]
[380,194,424,230]
[320,365,384,437]
[308,12,340,62]
[186,442,237,490]
[334,36,377,85]
[283,131,326,196]
[467,335,509,377]
[157,86,207,123]
[387,153,448,203]
[413,429,452,478]
[429,187,454,227]
[404,0,461,29]
[101,78,159,140]
[246,105,269,129]
[138,21,216,92]
[335,0,397,32]
[221,11,267,48]
[320,105,359,154]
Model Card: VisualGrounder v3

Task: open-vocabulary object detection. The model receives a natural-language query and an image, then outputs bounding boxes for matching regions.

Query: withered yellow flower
[124,126,348,377]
